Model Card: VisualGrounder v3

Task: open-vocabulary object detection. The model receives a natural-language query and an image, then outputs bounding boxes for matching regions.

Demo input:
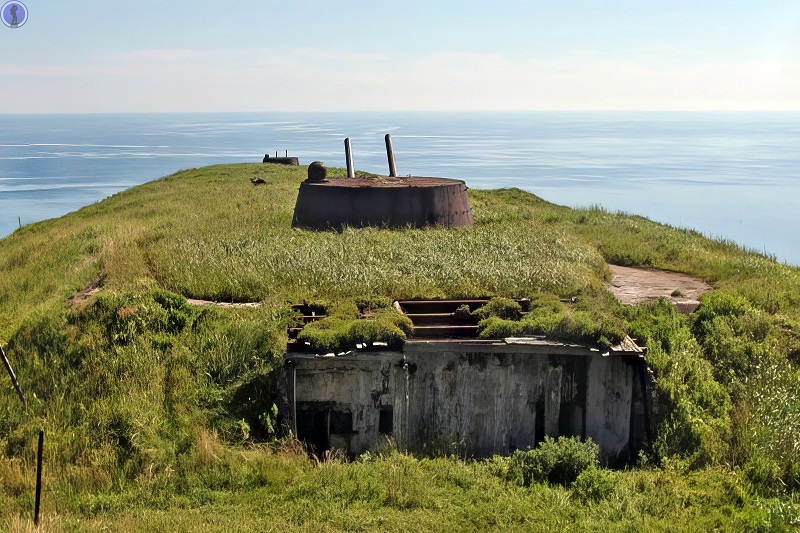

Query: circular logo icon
[2,1,28,28]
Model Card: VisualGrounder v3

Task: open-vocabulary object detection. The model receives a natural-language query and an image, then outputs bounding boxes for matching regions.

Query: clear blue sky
[2,1,799,112]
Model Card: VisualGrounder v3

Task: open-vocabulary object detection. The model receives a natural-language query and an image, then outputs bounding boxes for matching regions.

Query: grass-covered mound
[1,163,799,529]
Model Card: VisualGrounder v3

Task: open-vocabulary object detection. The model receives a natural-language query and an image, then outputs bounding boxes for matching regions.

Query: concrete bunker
[283,299,650,465]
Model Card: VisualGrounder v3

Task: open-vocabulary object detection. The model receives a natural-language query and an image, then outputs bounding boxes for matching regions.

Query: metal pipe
[292,363,297,436]
[34,430,43,526]
[1,344,26,409]
[344,138,355,178]
[385,134,397,177]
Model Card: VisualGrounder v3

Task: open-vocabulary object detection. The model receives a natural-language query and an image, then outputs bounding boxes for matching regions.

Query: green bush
[571,466,616,502]
[744,455,785,498]
[693,291,751,330]
[507,436,600,487]
[645,324,731,466]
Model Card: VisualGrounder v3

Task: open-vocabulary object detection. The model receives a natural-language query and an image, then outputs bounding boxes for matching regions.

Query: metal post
[385,134,397,177]
[292,362,297,436]
[1,344,26,409]
[34,430,43,526]
[344,138,355,178]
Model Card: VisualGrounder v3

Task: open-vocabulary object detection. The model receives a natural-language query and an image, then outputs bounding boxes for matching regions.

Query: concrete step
[410,325,479,338]
[404,312,476,326]
[397,299,490,315]
[398,298,529,315]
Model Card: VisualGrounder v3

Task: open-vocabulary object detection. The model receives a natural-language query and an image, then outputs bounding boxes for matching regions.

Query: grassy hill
[1,163,799,530]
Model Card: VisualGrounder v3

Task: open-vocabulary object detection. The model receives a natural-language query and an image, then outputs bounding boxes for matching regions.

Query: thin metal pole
[385,134,397,177]
[326,408,331,450]
[292,364,297,436]
[0,344,26,409]
[34,430,43,526]
[344,138,355,178]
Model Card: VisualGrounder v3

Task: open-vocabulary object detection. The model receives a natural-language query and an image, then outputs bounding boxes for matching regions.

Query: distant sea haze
[1,111,798,265]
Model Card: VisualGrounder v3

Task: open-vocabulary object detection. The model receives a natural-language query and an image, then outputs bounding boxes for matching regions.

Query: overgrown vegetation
[296,299,413,353]
[507,436,600,487]
[0,163,799,529]
[475,293,628,348]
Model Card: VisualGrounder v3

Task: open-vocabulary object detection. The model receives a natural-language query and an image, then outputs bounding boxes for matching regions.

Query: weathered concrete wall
[398,342,637,462]
[395,350,546,457]
[289,352,398,455]
[585,355,634,462]
[286,341,641,462]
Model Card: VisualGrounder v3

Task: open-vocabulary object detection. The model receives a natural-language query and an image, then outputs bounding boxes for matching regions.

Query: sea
[1,112,798,265]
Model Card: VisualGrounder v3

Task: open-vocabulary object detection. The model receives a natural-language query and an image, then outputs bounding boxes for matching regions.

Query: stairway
[288,298,531,347]
[396,298,529,339]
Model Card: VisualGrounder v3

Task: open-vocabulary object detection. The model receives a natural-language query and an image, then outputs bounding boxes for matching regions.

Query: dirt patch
[186,299,261,309]
[70,277,104,305]
[606,264,712,314]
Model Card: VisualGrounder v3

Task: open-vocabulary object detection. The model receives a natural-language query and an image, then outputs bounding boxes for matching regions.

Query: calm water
[1,112,798,265]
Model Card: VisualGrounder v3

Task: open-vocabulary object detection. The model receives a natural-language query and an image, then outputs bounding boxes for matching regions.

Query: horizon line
[1,109,800,116]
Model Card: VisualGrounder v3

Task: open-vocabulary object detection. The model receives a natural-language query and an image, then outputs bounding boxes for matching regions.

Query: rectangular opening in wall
[296,403,329,453]
[559,404,584,438]
[329,409,353,434]
[379,406,393,434]
[535,398,545,445]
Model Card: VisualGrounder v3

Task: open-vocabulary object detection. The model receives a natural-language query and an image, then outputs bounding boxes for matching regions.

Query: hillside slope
[1,163,799,530]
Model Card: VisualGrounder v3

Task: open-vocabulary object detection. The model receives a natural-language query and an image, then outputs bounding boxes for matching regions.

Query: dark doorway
[296,404,329,454]
[379,406,393,434]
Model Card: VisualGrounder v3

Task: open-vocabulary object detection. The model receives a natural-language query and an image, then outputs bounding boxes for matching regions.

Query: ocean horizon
[1,111,798,265]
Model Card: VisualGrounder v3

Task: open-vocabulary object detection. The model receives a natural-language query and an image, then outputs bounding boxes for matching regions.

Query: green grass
[5,446,798,531]
[1,162,800,530]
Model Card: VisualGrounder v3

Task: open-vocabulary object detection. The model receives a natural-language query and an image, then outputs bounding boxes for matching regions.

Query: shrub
[645,322,731,467]
[507,436,600,487]
[693,291,751,327]
[571,466,616,502]
[744,455,785,498]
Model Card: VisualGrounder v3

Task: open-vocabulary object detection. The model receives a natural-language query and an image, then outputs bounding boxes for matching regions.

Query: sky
[1,1,800,113]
